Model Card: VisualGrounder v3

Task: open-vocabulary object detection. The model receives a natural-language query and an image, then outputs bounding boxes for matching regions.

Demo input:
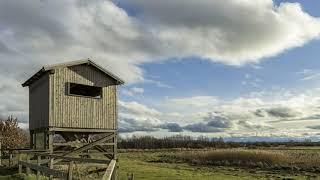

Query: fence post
[26,154,30,175]
[112,165,118,180]
[49,157,54,180]
[0,138,2,166]
[67,161,74,180]
[18,153,22,174]
[127,173,134,180]
[37,155,41,179]
[9,151,13,167]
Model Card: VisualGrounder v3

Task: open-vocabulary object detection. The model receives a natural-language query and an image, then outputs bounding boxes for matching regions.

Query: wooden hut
[22,59,124,159]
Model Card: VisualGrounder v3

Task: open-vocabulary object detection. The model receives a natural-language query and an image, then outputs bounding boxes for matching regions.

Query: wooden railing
[17,152,115,180]
[1,148,121,180]
[18,153,72,179]
[0,135,117,180]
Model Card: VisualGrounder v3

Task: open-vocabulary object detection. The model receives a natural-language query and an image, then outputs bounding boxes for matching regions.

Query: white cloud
[163,96,218,112]
[131,87,144,94]
[242,73,262,87]
[0,0,319,82]
[143,79,173,89]
[119,100,161,117]
[122,0,320,64]
[122,87,144,96]
[118,88,320,136]
[0,76,28,123]
[298,69,320,81]
[118,100,162,132]
[1,0,320,136]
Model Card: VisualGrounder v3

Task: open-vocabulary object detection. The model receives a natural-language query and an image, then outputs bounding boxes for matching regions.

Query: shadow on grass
[0,167,42,180]
[0,166,18,176]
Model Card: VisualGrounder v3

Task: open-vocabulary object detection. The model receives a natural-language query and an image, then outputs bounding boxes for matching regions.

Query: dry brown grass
[160,149,320,171]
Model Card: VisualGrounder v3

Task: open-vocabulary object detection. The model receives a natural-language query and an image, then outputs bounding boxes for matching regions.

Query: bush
[0,116,29,149]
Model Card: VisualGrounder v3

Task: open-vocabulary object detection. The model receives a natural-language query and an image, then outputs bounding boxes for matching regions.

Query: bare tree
[0,116,29,149]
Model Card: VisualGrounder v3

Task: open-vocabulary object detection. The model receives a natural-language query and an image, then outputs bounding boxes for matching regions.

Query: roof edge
[22,58,125,87]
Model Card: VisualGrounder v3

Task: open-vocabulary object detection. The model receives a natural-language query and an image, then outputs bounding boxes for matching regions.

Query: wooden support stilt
[30,131,34,149]
[9,152,13,167]
[67,161,74,180]
[127,173,134,180]
[18,154,22,173]
[0,139,2,166]
[113,133,117,160]
[48,132,53,154]
[37,155,41,179]
[49,157,54,180]
[26,154,31,174]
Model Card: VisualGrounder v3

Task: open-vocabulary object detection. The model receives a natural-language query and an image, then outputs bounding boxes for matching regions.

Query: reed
[161,149,320,171]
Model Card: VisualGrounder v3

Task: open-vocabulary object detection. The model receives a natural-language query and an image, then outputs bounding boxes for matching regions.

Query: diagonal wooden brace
[52,133,115,164]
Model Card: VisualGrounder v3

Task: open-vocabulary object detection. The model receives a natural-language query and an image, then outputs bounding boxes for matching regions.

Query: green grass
[1,149,320,179]
[117,151,317,180]
[0,173,46,180]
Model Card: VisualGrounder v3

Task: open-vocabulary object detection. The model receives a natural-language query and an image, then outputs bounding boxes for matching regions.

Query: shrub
[0,116,29,149]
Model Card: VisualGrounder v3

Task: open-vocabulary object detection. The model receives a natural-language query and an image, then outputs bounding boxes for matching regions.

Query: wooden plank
[49,127,116,133]
[0,139,2,166]
[30,131,34,149]
[19,161,67,178]
[62,133,114,155]
[37,151,114,156]
[29,73,50,130]
[37,156,41,178]
[77,152,114,156]
[49,158,54,180]
[113,134,117,160]
[48,132,53,153]
[18,154,22,173]
[9,153,13,167]
[94,146,114,159]
[18,150,47,153]
[102,160,116,180]
[51,65,118,129]
[45,154,110,164]
[53,142,115,146]
[26,154,30,174]
[53,133,114,164]
[67,161,73,180]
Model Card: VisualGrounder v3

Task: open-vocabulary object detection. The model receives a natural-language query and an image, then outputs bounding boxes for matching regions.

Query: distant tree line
[118,135,227,149]
[118,135,320,149]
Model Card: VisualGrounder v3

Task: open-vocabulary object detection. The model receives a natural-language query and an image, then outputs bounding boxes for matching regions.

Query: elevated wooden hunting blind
[22,59,124,160]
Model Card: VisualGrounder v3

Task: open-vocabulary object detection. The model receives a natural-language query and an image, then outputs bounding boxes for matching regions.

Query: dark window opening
[68,83,102,98]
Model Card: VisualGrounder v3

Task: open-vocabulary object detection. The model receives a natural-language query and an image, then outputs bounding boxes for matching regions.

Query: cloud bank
[121,0,320,64]
[1,0,320,83]
[119,88,320,137]
[0,0,320,135]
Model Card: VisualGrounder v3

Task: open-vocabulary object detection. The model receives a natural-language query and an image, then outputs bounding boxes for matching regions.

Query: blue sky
[1,0,320,140]
[134,39,320,101]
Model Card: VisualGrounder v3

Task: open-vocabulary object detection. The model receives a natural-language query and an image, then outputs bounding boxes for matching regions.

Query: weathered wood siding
[49,64,117,130]
[29,74,49,130]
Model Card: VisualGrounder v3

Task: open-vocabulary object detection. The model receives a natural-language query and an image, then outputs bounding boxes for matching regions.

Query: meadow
[118,148,320,180]
[1,148,320,179]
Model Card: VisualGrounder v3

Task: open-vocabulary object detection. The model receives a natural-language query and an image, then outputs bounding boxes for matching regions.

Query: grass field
[118,150,320,180]
[1,149,320,180]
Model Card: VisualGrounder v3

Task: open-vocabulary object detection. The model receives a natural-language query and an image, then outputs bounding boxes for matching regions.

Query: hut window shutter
[68,83,102,98]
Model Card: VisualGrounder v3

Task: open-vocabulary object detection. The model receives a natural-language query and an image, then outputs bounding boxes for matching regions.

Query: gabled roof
[22,58,125,87]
